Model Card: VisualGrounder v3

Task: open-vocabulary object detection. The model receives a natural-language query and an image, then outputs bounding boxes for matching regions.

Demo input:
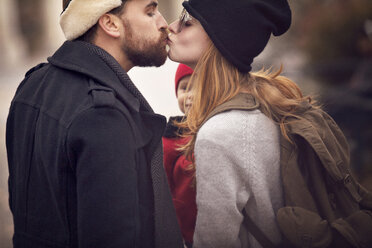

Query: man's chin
[152,48,168,67]
[154,56,168,67]
[128,45,168,67]
[159,47,168,65]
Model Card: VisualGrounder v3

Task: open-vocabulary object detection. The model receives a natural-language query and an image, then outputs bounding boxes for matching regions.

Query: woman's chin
[167,49,176,61]
[167,53,175,61]
[167,51,196,68]
[167,53,182,64]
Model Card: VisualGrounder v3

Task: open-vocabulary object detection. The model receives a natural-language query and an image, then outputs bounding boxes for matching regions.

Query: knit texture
[193,109,283,248]
[183,0,291,72]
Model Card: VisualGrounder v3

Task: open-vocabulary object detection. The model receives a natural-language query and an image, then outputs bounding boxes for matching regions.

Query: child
[163,64,196,248]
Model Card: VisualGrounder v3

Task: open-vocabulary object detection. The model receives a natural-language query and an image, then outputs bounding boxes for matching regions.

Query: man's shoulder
[18,64,132,127]
[197,109,278,150]
[24,62,49,78]
[69,84,134,128]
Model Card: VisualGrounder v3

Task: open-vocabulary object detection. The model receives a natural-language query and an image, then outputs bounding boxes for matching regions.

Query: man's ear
[97,14,121,38]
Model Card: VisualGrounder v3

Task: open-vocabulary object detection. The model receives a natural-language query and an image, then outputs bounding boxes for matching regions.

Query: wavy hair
[177,42,317,170]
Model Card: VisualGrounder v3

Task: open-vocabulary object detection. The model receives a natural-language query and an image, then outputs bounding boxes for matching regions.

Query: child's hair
[177,42,318,170]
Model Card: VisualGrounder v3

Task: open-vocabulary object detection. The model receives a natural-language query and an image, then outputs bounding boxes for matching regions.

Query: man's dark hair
[63,0,70,11]
[62,0,127,43]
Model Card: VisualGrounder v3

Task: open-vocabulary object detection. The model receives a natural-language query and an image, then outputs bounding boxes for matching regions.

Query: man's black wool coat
[6,41,180,248]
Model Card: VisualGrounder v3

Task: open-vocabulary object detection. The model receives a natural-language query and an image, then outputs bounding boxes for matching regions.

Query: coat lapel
[48,40,140,113]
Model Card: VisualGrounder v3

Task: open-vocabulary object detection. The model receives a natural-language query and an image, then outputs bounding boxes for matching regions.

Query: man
[6,0,183,247]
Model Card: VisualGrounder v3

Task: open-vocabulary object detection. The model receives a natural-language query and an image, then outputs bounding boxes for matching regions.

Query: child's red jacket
[162,116,196,244]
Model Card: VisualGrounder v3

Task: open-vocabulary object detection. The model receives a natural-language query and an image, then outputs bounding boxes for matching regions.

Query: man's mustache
[159,29,168,41]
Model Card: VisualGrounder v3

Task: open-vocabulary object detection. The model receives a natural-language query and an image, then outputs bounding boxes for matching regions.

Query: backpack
[204,93,372,248]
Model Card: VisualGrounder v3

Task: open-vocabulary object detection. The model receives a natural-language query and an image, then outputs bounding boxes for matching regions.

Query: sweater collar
[202,93,260,127]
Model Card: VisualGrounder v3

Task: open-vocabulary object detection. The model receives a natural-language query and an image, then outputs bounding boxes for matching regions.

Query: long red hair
[177,43,317,172]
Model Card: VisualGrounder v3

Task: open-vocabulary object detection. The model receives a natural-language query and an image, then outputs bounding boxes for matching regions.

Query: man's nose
[157,12,168,30]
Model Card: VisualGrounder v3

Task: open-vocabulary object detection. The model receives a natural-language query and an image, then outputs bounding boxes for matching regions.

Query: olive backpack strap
[202,93,259,126]
[243,209,279,248]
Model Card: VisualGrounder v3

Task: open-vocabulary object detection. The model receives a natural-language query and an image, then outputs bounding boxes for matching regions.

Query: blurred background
[0,0,371,247]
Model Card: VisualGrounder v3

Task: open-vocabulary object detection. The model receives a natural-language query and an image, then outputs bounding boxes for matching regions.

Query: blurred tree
[15,0,45,56]
[290,0,372,187]
[293,0,372,85]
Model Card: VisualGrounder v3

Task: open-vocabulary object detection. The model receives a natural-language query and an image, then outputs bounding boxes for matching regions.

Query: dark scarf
[83,42,183,248]
[83,42,153,112]
[163,116,186,138]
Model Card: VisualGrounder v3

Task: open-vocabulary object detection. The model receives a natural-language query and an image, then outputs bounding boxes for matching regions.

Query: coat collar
[202,93,260,126]
[47,40,140,112]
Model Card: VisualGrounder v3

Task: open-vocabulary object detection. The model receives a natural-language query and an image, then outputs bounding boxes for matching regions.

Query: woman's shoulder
[198,109,277,142]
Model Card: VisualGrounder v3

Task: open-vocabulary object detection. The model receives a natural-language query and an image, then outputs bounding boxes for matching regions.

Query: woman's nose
[169,20,180,34]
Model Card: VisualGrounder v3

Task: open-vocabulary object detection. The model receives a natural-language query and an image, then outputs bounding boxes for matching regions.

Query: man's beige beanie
[60,0,122,40]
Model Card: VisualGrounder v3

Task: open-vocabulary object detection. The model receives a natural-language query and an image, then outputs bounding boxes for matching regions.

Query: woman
[167,0,297,247]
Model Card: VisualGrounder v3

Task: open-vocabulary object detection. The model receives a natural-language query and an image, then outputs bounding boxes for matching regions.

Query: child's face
[177,75,192,114]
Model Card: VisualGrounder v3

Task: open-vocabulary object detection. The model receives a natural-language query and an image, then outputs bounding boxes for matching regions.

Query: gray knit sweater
[193,109,283,248]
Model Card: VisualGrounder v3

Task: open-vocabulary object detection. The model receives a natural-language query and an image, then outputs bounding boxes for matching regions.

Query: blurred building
[0,0,180,68]
[290,0,372,187]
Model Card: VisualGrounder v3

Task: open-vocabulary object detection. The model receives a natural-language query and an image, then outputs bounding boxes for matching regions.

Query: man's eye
[147,12,155,17]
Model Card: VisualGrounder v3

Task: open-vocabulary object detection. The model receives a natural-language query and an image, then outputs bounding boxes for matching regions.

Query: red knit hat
[175,64,194,96]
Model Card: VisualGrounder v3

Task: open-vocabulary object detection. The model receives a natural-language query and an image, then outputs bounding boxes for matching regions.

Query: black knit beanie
[182,0,292,72]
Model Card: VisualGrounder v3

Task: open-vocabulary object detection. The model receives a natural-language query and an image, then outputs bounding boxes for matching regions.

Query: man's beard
[122,20,168,67]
